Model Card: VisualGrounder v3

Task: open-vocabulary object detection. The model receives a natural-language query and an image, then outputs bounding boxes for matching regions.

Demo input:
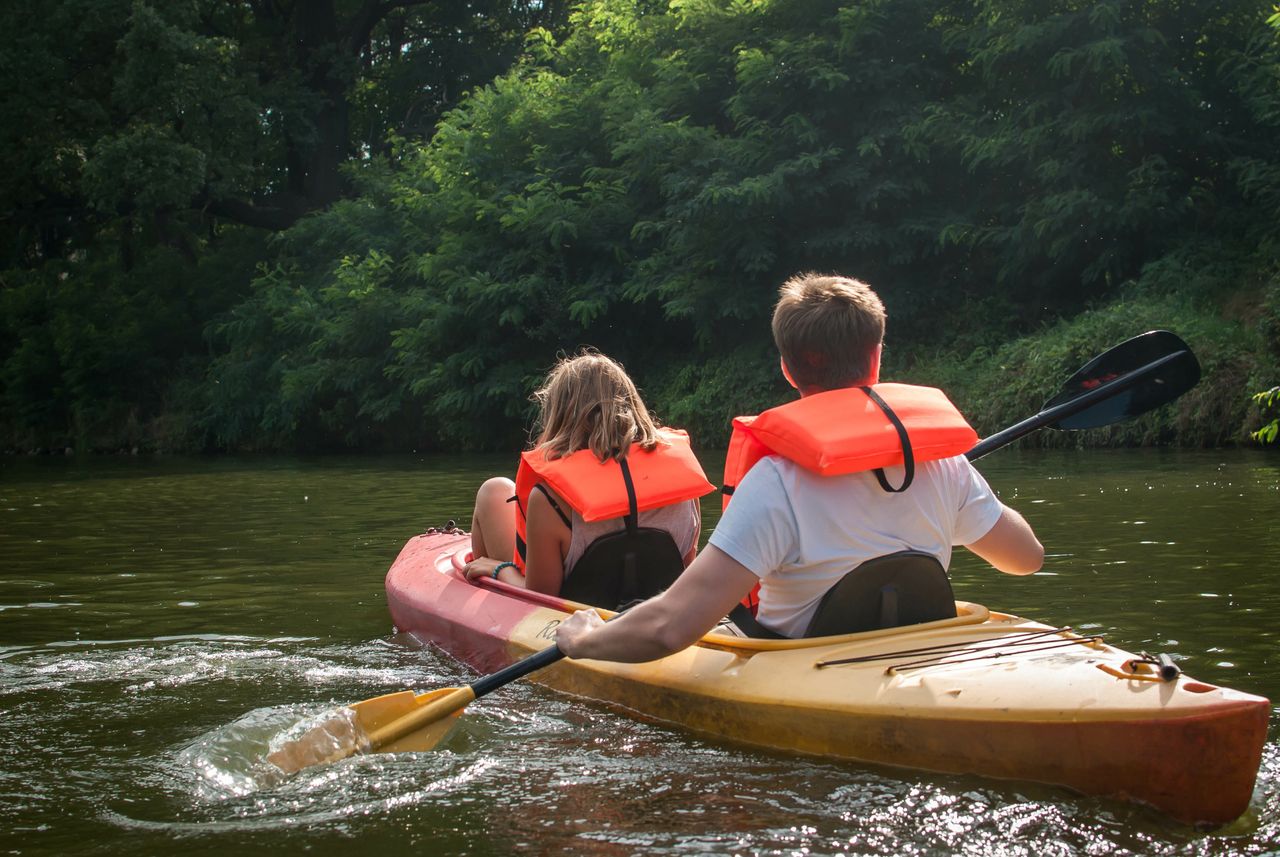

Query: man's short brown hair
[771,273,886,390]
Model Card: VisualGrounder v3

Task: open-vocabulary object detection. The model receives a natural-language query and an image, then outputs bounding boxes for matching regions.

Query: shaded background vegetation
[3,0,1279,454]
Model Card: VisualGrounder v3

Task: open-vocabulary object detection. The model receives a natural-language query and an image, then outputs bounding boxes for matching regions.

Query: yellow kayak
[386,531,1269,825]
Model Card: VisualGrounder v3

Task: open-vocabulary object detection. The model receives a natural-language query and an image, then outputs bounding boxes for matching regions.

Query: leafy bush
[1253,387,1280,444]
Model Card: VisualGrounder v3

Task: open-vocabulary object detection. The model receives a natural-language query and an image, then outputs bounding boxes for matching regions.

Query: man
[557,273,1042,661]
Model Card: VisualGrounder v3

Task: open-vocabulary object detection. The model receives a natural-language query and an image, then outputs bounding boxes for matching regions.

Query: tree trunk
[292,0,349,209]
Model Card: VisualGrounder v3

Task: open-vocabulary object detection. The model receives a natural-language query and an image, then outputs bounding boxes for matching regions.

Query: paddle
[267,329,1200,773]
[965,330,1200,460]
[268,643,568,773]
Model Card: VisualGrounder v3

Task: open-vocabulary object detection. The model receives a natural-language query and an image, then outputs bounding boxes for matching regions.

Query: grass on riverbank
[905,262,1280,449]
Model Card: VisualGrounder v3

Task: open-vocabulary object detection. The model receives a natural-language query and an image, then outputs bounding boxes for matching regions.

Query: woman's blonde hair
[533,350,663,462]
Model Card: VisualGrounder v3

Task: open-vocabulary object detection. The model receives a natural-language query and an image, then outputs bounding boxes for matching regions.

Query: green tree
[7,0,1280,452]
[918,0,1280,309]
[199,0,1280,450]
[0,1,568,450]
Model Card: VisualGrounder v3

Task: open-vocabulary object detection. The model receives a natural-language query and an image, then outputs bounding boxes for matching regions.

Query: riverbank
[5,260,1279,457]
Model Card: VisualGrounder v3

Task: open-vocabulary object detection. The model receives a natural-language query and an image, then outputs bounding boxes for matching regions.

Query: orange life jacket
[513,430,714,571]
[721,383,978,612]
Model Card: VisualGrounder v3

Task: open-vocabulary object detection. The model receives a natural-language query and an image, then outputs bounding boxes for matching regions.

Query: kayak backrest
[804,551,956,637]
[558,526,686,610]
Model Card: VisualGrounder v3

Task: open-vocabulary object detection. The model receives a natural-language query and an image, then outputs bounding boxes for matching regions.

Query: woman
[464,351,712,602]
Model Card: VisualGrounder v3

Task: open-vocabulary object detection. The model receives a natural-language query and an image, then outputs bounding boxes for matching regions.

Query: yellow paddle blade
[266,686,475,774]
[266,705,363,774]
[353,687,469,754]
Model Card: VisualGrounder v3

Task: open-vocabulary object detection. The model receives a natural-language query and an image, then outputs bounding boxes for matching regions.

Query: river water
[1,449,1277,856]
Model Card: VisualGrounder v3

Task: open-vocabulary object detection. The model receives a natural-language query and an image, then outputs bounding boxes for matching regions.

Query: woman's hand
[464,557,524,587]
[555,608,606,659]
[462,556,501,581]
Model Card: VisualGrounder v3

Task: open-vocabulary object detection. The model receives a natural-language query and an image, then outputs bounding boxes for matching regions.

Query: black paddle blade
[1042,330,1201,430]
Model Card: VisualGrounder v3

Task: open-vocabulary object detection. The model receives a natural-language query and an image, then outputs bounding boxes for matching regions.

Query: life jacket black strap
[618,458,640,536]
[617,457,642,600]
[507,493,527,560]
[860,385,915,493]
[721,484,735,497]
[531,483,572,528]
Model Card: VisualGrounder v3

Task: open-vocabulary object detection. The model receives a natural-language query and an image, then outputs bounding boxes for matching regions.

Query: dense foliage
[3,0,1279,453]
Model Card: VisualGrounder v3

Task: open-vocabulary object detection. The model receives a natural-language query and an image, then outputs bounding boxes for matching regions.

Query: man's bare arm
[964,505,1044,574]
[556,545,758,662]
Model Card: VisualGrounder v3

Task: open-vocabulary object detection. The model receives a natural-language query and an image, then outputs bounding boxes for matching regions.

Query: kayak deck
[386,532,1270,826]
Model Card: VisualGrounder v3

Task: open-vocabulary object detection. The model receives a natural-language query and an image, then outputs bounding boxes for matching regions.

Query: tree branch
[344,0,431,56]
[204,193,309,231]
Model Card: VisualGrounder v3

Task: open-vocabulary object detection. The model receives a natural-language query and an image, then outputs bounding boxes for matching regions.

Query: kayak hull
[386,532,1269,826]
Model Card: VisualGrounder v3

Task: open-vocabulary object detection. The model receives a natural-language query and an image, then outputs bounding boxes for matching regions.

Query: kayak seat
[558,527,686,611]
[803,551,956,637]
[725,602,786,639]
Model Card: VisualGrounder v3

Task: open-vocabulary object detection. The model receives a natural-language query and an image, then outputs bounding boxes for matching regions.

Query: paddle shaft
[471,644,566,698]
[965,350,1187,462]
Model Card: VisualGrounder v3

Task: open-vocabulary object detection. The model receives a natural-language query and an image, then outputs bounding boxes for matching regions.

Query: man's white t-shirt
[707,454,1004,637]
